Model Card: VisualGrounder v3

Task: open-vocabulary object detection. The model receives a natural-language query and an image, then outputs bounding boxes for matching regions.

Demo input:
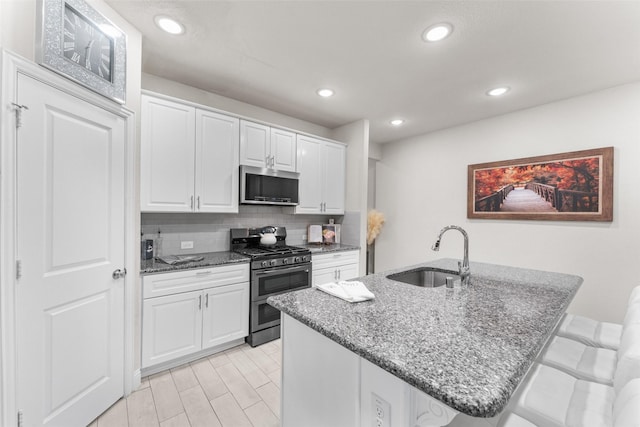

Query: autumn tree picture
[467,147,613,221]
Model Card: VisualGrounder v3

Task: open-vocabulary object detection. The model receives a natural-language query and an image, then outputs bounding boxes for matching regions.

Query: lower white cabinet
[311,250,360,286]
[142,264,249,370]
[142,291,203,367]
[202,283,249,348]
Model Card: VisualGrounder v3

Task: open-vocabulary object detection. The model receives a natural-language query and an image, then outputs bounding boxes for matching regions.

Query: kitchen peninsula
[267,258,582,426]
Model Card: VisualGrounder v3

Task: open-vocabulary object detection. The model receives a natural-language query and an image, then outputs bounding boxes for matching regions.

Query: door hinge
[17,410,23,427]
[16,260,22,280]
[11,103,29,129]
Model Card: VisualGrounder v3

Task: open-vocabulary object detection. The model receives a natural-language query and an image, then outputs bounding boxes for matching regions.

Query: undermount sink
[387,267,460,288]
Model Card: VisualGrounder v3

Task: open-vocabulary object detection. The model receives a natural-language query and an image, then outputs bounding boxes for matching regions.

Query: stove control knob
[294,256,301,263]
[302,255,309,262]
[270,259,277,267]
[261,261,269,268]
[283,258,289,264]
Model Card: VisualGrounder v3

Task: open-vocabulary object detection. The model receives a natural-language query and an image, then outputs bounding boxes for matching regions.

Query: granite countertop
[140,251,249,275]
[267,258,582,418]
[301,243,360,254]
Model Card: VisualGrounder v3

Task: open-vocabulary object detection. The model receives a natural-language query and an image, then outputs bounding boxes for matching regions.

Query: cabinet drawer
[312,250,359,269]
[143,263,250,298]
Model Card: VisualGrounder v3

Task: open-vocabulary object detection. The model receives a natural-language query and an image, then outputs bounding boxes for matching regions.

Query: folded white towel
[316,280,375,303]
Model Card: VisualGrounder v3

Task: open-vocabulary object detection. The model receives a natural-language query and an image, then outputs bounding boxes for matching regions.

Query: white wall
[332,119,370,272]
[375,83,640,323]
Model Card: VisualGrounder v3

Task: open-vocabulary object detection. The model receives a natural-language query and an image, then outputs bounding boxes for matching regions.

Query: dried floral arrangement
[367,210,385,245]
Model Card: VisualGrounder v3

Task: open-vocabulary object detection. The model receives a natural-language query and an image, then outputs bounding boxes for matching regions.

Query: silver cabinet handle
[112,268,126,280]
[190,195,194,210]
[197,196,201,210]
[205,293,209,308]
[338,269,341,280]
[198,295,202,310]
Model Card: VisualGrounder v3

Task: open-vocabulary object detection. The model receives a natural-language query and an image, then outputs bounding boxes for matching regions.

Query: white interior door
[15,73,126,427]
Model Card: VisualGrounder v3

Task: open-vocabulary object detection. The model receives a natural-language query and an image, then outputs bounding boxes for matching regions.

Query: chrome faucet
[431,225,470,285]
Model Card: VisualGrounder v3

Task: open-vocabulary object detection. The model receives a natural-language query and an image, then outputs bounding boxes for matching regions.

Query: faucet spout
[431,225,470,285]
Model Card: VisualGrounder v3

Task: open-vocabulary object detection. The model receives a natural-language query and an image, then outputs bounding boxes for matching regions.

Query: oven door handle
[255,266,310,276]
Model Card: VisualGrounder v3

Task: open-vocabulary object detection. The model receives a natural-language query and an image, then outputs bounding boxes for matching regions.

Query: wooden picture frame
[36,0,127,103]
[468,147,613,221]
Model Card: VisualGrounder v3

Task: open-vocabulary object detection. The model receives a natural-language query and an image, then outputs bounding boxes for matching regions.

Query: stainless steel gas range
[231,227,311,347]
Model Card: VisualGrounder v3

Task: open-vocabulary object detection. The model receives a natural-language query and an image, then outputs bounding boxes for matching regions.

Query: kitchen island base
[281,314,461,427]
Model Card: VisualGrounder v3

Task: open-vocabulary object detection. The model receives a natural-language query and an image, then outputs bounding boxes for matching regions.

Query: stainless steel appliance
[240,165,300,206]
[231,226,311,346]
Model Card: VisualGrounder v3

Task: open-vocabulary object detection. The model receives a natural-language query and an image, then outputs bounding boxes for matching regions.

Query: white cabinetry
[141,94,239,212]
[295,135,346,214]
[311,250,360,286]
[240,120,296,172]
[142,263,250,371]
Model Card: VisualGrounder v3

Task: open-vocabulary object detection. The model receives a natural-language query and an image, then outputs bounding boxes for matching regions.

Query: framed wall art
[468,147,613,221]
[36,0,127,103]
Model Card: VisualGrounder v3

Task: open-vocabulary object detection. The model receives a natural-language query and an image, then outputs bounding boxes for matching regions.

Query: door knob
[112,268,127,280]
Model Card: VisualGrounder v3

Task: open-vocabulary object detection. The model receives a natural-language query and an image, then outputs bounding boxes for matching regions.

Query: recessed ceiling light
[155,15,184,35]
[317,88,334,98]
[487,86,510,97]
[422,23,453,42]
[390,119,404,126]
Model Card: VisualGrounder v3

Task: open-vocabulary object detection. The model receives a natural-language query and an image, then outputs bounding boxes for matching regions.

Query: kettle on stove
[259,226,277,246]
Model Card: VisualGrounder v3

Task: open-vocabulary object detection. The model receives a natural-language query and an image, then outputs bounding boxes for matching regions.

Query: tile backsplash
[141,205,342,256]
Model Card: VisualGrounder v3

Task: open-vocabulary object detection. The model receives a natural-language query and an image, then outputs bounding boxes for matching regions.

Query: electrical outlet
[371,393,390,427]
[181,241,194,249]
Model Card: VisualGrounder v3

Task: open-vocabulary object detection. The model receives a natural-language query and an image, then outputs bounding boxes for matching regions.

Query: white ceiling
[106,0,640,144]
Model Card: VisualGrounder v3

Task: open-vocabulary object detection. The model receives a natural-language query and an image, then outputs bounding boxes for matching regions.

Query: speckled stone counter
[140,251,249,275]
[302,243,360,254]
[267,258,582,418]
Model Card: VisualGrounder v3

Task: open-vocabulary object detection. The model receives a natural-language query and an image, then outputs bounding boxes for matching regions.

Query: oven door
[251,263,311,301]
[251,299,283,332]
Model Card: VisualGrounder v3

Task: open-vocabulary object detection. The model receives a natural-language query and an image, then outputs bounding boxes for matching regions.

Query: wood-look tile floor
[88,340,282,427]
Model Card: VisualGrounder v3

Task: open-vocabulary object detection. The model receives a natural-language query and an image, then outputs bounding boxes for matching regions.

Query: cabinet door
[142,291,203,368]
[295,135,323,214]
[338,263,360,282]
[195,110,240,212]
[312,268,339,287]
[141,95,196,212]
[271,128,296,172]
[240,120,270,168]
[202,283,249,349]
[322,141,346,215]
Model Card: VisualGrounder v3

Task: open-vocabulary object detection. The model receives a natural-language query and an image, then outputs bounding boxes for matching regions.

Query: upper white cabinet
[240,120,296,172]
[141,94,239,212]
[296,135,346,214]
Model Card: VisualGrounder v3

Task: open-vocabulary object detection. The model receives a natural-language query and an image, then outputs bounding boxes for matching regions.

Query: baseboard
[140,338,245,377]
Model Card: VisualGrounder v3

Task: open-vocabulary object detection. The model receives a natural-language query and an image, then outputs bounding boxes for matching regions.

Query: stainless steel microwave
[240,165,300,206]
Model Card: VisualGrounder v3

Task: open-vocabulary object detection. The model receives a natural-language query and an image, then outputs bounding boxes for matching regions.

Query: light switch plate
[181,241,194,249]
